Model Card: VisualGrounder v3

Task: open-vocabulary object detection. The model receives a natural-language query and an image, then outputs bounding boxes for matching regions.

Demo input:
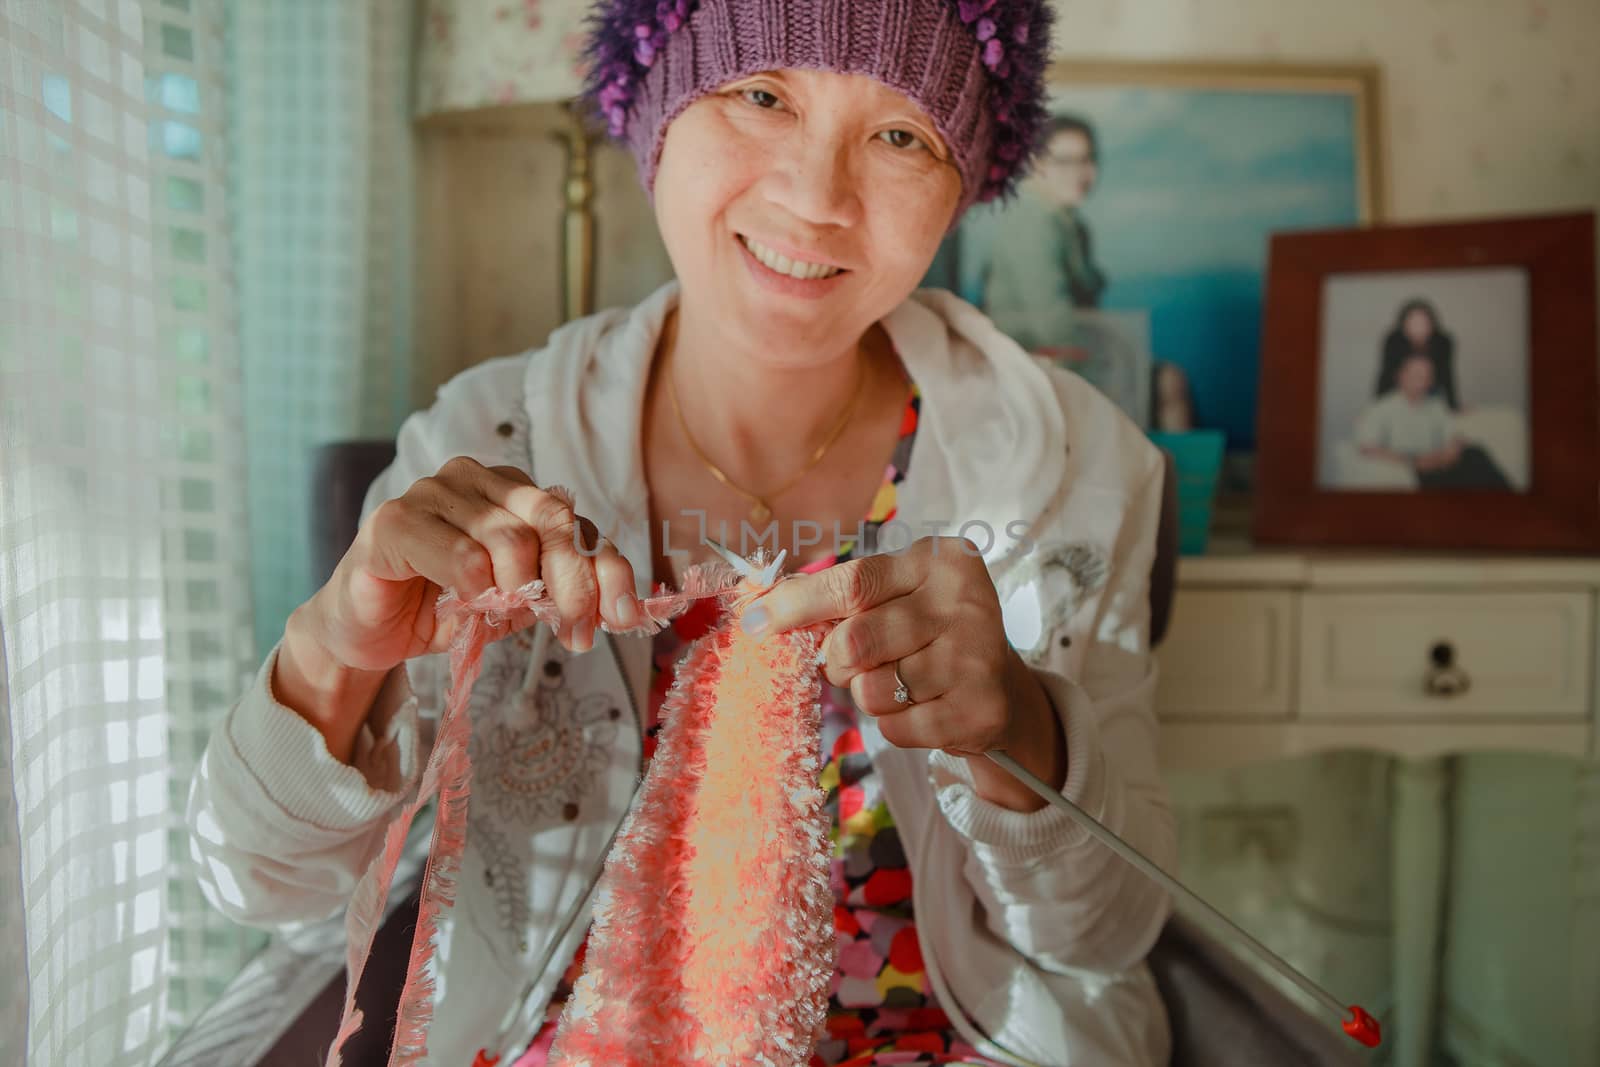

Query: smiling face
[651,69,964,366]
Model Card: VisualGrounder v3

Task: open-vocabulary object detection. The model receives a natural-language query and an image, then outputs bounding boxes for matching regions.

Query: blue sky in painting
[935,85,1363,451]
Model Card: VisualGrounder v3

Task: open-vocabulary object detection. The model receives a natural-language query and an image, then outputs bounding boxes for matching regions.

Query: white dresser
[1156,546,1600,772]
[1154,543,1600,1067]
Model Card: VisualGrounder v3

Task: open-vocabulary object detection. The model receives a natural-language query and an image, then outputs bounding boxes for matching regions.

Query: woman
[187,2,1174,1064]
[1375,299,1460,411]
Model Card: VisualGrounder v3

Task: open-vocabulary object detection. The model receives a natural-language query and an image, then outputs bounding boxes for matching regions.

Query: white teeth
[742,236,841,281]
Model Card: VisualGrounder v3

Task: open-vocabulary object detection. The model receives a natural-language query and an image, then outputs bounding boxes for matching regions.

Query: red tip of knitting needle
[1342,1005,1381,1047]
[471,1050,501,1067]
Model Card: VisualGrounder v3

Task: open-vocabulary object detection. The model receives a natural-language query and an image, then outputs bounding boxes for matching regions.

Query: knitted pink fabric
[546,576,835,1065]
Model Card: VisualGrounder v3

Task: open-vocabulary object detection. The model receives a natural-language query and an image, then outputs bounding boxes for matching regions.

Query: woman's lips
[735,234,851,300]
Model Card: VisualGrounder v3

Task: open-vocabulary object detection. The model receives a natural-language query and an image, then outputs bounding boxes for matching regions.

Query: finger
[420,583,467,655]
[743,554,920,637]
[565,514,638,629]
[848,643,952,718]
[364,494,497,600]
[457,501,544,595]
[479,474,601,650]
[875,697,993,755]
[819,596,934,689]
[872,697,957,752]
[408,469,546,597]
[481,468,623,642]
[588,532,642,630]
[415,458,536,590]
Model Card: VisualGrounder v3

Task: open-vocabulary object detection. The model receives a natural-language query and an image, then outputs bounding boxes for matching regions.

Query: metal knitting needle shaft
[983,750,1380,1048]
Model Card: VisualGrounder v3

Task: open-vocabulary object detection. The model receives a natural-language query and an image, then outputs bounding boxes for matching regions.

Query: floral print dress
[513,381,1003,1067]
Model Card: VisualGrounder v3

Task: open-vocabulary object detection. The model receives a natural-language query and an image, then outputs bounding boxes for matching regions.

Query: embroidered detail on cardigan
[470,682,617,826]
[1001,540,1109,664]
[472,815,532,935]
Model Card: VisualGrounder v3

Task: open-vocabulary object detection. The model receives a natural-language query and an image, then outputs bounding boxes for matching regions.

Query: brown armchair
[258,442,1362,1067]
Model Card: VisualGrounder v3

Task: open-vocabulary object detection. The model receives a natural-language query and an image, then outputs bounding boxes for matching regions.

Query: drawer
[1156,590,1295,718]
[1299,592,1593,719]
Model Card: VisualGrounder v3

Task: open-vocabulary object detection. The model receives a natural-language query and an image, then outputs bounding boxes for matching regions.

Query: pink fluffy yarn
[546,578,836,1066]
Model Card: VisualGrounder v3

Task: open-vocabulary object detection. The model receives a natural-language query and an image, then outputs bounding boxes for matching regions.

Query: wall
[414,104,672,400]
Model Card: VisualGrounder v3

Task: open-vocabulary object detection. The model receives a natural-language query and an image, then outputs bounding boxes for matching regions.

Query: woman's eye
[742,88,782,109]
[879,129,927,152]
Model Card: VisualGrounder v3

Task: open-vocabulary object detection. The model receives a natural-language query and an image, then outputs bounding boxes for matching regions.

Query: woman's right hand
[301,457,642,675]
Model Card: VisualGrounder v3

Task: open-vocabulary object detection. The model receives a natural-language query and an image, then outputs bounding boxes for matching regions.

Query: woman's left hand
[739,536,1055,763]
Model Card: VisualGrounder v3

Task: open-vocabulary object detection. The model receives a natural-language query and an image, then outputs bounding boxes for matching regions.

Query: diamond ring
[891,664,912,705]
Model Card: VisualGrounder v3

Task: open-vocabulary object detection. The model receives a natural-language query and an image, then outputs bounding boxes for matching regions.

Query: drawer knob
[1424,641,1471,697]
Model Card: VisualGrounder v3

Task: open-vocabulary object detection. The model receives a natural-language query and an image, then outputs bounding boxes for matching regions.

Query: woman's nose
[765,137,862,229]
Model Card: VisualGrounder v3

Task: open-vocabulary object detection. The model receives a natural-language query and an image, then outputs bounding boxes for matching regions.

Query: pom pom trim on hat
[951,0,1054,202]
[583,0,692,136]
[580,0,1054,204]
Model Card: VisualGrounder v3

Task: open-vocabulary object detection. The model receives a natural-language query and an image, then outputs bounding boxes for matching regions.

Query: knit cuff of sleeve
[223,640,421,832]
[927,666,1112,867]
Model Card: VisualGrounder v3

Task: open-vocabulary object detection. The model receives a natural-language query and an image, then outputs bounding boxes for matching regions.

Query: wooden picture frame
[1254,212,1599,551]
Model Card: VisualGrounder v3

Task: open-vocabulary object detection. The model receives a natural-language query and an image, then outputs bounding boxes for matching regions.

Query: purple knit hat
[582,0,1054,216]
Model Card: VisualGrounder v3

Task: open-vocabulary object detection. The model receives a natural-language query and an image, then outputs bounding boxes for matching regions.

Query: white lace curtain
[1,1,419,1063]
[0,2,262,1064]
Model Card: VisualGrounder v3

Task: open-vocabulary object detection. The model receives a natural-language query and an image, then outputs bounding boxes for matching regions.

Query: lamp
[416,0,596,322]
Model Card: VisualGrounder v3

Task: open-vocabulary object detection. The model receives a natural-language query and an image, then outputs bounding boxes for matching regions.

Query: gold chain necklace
[667,356,865,524]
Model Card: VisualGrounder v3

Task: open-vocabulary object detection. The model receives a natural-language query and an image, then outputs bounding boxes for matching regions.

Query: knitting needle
[983,750,1381,1049]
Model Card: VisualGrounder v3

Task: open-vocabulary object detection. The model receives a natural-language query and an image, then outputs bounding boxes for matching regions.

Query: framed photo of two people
[1253,212,1599,552]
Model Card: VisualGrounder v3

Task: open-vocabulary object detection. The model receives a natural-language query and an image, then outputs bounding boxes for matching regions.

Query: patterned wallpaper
[415,0,588,112]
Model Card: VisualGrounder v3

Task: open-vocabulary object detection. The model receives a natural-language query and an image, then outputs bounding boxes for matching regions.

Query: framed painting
[924,60,1385,449]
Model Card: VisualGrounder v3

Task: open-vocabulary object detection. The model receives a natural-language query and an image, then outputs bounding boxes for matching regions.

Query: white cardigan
[187,283,1175,1066]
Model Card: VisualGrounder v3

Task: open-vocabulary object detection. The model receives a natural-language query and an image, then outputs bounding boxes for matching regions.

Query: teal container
[1148,430,1225,556]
